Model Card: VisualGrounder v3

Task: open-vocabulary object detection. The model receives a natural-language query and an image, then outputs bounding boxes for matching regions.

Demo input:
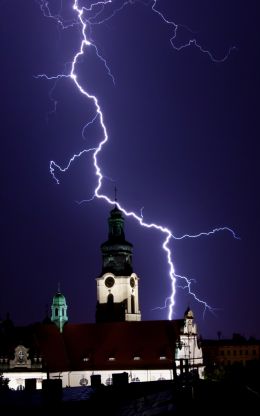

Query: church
[0,205,204,390]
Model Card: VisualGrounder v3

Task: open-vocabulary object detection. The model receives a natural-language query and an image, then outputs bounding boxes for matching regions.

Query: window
[107,293,114,304]
[18,350,25,363]
[79,377,88,386]
[55,308,58,317]
[131,295,135,314]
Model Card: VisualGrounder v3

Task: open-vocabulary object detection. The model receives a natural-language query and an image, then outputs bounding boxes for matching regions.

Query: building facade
[202,335,260,368]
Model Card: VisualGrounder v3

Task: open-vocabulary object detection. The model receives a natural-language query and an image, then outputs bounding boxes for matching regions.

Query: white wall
[3,372,47,390]
[50,368,173,387]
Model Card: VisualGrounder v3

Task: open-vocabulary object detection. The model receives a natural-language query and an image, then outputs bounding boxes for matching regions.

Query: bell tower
[96,204,141,323]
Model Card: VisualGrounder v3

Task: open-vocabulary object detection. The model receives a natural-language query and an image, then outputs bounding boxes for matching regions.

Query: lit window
[108,357,115,361]
[133,356,141,360]
[159,356,167,360]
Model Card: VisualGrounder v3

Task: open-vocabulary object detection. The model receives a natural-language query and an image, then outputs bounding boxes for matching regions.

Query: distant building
[202,335,260,368]
[0,206,203,389]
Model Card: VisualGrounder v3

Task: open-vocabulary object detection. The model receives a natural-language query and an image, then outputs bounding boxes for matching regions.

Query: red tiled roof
[62,320,183,370]
[34,324,70,372]
[1,320,184,372]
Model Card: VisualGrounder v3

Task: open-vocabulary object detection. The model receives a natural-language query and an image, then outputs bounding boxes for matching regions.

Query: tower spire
[51,289,68,332]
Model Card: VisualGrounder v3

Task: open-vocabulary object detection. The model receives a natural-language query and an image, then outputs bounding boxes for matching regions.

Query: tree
[0,373,9,391]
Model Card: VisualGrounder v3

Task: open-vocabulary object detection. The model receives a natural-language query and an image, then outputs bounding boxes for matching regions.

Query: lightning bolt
[150,0,237,63]
[37,0,238,320]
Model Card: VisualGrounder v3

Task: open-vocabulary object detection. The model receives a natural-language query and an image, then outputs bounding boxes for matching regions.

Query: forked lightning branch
[37,0,239,319]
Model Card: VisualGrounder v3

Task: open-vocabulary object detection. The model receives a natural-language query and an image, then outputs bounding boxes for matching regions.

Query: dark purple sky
[1,1,259,339]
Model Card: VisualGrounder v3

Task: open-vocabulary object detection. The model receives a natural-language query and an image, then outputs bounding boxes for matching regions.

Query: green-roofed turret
[51,289,68,332]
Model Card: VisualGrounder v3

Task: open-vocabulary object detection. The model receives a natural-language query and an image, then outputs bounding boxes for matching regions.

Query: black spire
[101,205,133,276]
[108,205,126,242]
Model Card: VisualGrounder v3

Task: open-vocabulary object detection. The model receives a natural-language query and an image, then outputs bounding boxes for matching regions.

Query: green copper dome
[51,290,68,332]
[52,292,67,306]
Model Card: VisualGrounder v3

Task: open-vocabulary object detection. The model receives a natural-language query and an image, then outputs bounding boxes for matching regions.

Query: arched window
[107,293,114,304]
[55,307,58,317]
[131,295,135,314]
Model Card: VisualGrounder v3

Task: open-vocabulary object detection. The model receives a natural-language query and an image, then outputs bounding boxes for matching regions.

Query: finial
[57,282,61,293]
[114,186,118,205]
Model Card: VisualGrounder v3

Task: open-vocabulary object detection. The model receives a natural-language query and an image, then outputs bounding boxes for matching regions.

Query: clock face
[105,276,115,288]
[130,277,135,288]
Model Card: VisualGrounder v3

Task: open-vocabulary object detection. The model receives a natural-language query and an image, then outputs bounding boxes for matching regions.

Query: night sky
[1,1,259,339]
